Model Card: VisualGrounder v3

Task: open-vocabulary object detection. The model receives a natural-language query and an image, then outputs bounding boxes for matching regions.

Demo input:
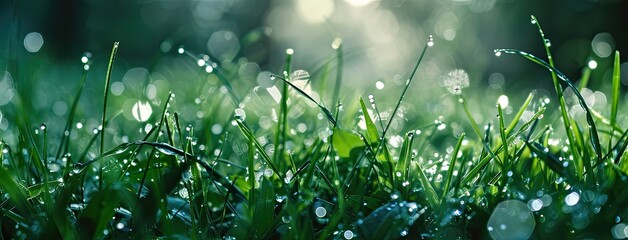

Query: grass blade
[359,96,380,144]
[382,35,432,137]
[505,91,534,135]
[270,74,337,126]
[55,69,89,161]
[332,38,343,114]
[235,119,285,180]
[611,51,621,132]
[100,42,119,155]
[396,131,414,199]
[441,133,464,203]
[498,105,510,168]
[413,160,439,208]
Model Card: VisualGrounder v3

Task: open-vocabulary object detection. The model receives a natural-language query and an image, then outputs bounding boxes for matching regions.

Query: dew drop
[530,15,537,24]
[264,168,274,177]
[315,207,327,218]
[343,230,354,239]
[234,108,246,121]
[81,52,92,64]
[177,47,185,54]
[588,60,598,69]
[286,48,294,55]
[332,38,342,49]
[375,81,385,90]
[565,192,580,206]
[544,39,552,47]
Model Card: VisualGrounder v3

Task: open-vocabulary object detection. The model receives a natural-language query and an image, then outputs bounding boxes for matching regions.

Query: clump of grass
[0,16,627,240]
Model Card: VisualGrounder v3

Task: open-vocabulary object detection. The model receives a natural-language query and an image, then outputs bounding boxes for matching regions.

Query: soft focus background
[0,0,627,144]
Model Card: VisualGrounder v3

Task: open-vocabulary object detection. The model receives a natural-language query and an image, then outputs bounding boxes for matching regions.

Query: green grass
[1,16,628,239]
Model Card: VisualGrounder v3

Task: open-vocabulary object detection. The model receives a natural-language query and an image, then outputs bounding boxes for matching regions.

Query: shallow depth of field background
[0,0,627,149]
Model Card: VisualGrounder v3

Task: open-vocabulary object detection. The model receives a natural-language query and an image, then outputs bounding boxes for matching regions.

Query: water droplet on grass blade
[234,108,246,121]
[587,60,598,69]
[544,39,552,47]
[81,53,91,64]
[332,38,342,49]
[530,15,537,24]
[427,35,434,47]
[286,48,294,55]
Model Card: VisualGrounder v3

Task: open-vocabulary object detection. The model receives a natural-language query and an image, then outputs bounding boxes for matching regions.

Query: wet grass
[1,16,628,239]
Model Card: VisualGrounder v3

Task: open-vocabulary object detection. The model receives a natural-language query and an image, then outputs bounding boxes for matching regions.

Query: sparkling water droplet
[544,39,552,47]
[332,38,342,49]
[282,215,292,223]
[264,168,274,177]
[375,81,385,90]
[81,52,92,64]
[40,123,47,131]
[588,60,598,69]
[315,207,327,218]
[427,35,434,47]
[234,108,246,121]
[494,50,502,57]
[530,15,537,24]
[286,48,294,55]
[565,192,580,206]
[178,47,185,54]
[343,230,354,239]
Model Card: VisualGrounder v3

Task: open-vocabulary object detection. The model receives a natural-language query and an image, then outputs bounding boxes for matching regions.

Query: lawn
[1,1,627,239]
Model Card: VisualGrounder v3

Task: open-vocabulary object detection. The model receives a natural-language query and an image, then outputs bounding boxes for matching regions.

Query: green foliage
[1,16,627,240]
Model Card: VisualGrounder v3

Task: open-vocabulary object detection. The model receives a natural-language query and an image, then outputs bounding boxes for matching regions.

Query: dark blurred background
[2,0,625,75]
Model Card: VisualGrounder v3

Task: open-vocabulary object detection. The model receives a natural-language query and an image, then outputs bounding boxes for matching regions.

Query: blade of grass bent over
[495,49,603,165]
